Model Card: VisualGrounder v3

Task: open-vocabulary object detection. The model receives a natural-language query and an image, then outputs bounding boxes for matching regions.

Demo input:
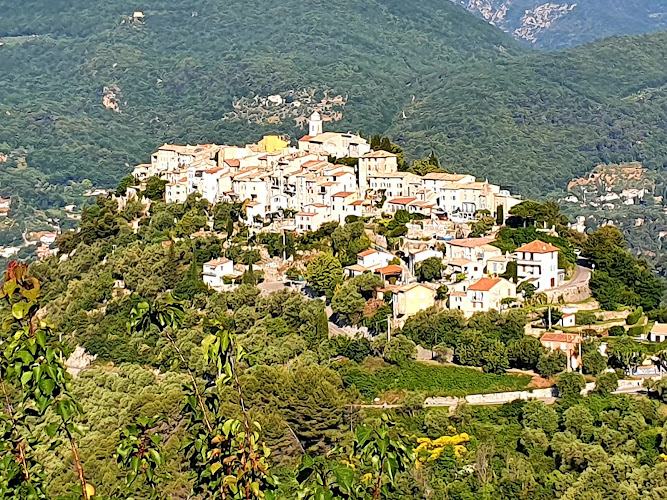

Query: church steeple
[309,111,323,137]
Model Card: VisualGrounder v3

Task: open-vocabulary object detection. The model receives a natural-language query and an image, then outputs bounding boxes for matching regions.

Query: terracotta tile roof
[298,135,313,142]
[450,291,467,297]
[349,200,367,206]
[448,258,474,267]
[468,277,502,292]
[224,159,240,167]
[387,197,417,205]
[447,237,494,248]
[422,173,470,181]
[651,323,667,334]
[361,150,397,158]
[375,265,403,275]
[358,249,378,258]
[204,167,223,174]
[205,257,231,267]
[540,333,581,344]
[333,191,355,198]
[396,283,434,293]
[516,240,560,254]
[296,211,317,217]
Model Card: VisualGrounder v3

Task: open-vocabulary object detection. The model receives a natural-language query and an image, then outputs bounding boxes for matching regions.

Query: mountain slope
[389,30,667,197]
[0,0,518,197]
[451,0,667,49]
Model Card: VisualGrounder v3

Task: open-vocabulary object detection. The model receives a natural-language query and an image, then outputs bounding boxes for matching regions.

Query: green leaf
[333,466,355,492]
[16,350,33,364]
[20,371,32,386]
[35,330,47,348]
[45,423,59,437]
[38,378,55,395]
[11,302,29,320]
[210,461,223,475]
[356,425,372,447]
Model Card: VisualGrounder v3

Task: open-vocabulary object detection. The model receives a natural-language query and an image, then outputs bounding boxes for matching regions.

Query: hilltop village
[125,114,557,315]
[132,113,521,227]
[115,114,623,367]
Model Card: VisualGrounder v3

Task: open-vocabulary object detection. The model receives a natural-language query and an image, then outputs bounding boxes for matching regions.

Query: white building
[515,240,563,291]
[648,323,667,343]
[202,258,235,290]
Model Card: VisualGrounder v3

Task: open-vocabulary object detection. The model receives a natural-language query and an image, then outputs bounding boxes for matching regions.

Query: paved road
[552,264,591,292]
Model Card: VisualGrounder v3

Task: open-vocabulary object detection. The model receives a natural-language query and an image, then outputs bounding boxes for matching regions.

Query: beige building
[390,283,437,324]
[449,277,516,317]
[359,150,399,190]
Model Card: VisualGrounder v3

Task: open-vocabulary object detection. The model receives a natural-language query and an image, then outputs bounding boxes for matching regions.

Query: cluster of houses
[131,113,521,232]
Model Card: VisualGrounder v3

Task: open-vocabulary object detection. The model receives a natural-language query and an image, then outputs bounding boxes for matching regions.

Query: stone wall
[545,282,591,303]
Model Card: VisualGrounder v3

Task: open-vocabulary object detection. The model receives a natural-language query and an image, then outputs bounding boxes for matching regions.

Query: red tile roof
[375,265,403,275]
[299,135,313,142]
[358,249,378,258]
[388,197,417,205]
[448,237,494,248]
[540,333,581,344]
[516,240,560,254]
[333,191,355,198]
[468,277,502,292]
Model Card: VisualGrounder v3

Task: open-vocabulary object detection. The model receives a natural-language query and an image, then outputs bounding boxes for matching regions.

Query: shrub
[596,372,619,394]
[383,335,417,365]
[626,306,644,325]
[628,325,645,338]
[556,372,586,400]
[609,325,626,337]
[536,350,566,377]
[575,311,598,326]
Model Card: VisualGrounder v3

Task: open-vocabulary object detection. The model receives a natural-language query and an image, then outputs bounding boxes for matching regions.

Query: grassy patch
[337,360,531,400]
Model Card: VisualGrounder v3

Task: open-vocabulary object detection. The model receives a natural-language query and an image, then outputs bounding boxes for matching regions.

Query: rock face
[513,3,576,43]
[449,0,667,49]
[102,85,121,112]
[65,346,97,378]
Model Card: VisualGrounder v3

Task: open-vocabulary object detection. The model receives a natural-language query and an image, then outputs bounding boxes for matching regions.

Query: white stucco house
[202,258,235,290]
[515,239,564,291]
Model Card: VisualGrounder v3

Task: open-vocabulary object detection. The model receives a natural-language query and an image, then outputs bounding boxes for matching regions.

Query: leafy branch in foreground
[0,262,91,499]
[297,416,415,500]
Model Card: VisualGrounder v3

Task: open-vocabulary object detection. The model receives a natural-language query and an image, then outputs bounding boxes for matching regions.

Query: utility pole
[387,315,391,343]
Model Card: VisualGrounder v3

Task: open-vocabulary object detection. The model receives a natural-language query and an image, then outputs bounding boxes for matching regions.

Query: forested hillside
[392,31,667,197]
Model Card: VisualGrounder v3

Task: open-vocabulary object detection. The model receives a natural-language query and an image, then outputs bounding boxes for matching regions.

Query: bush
[596,372,619,394]
[626,307,644,325]
[433,344,454,363]
[536,350,566,377]
[575,311,598,326]
[383,335,417,365]
[608,325,626,337]
[628,325,645,338]
[556,371,586,400]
